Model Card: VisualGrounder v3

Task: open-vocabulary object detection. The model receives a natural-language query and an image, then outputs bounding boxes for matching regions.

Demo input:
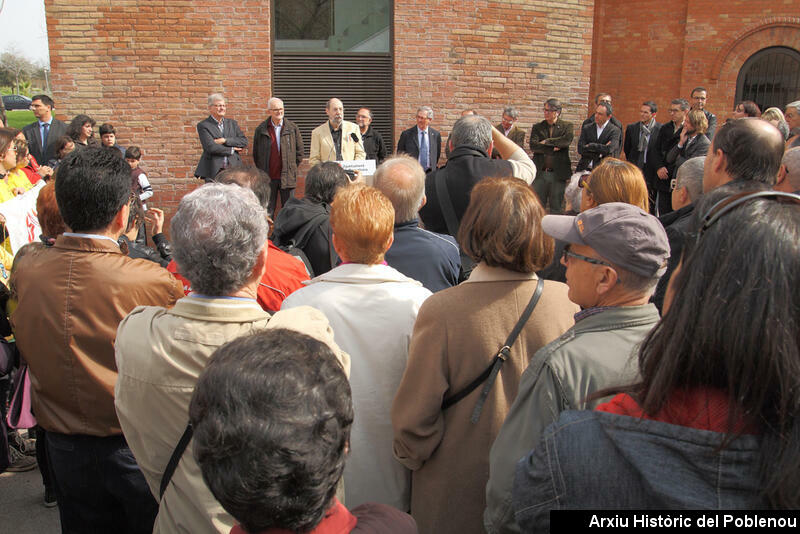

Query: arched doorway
[735,46,800,111]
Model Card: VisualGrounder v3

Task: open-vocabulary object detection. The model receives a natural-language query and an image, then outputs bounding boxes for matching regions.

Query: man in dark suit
[529,98,574,213]
[396,106,441,172]
[194,93,247,182]
[651,98,689,215]
[623,100,662,212]
[576,102,622,171]
[22,94,67,168]
[581,93,623,136]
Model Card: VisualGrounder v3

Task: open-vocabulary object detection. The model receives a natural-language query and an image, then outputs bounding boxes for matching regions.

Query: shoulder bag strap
[441,278,545,425]
[159,422,194,500]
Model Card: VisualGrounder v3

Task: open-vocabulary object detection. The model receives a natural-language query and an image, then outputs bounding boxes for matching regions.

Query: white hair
[207,93,225,106]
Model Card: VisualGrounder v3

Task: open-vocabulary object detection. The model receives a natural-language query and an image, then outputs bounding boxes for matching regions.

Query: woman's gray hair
[171,183,268,296]
[564,172,585,213]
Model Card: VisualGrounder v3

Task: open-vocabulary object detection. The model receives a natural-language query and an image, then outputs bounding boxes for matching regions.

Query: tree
[0,49,35,95]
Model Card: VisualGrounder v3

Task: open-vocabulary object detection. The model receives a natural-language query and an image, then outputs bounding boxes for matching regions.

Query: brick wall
[590,0,800,143]
[394,0,595,166]
[46,0,274,223]
[47,0,595,225]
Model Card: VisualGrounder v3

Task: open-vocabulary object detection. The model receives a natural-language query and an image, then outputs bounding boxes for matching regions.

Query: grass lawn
[6,110,35,129]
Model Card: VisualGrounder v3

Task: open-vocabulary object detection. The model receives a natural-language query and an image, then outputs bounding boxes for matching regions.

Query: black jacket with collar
[419,145,512,236]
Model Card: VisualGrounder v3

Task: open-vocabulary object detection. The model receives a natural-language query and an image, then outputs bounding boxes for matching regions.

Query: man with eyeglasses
[253,97,304,215]
[355,107,387,164]
[194,93,247,182]
[651,98,689,216]
[529,98,574,213]
[485,202,668,534]
[690,86,717,140]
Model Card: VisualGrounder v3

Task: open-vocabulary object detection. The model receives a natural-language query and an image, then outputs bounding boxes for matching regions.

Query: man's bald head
[373,155,426,223]
[703,118,784,192]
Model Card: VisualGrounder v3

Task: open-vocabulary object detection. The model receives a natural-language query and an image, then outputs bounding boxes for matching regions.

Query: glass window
[274,0,390,53]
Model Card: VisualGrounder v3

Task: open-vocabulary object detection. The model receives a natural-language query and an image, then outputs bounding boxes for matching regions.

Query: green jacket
[484,304,660,534]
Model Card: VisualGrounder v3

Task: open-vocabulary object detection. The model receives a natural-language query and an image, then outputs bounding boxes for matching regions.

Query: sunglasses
[562,244,613,267]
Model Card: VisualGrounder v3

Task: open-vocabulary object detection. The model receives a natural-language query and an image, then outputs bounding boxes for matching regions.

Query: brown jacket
[391,264,578,534]
[12,234,184,436]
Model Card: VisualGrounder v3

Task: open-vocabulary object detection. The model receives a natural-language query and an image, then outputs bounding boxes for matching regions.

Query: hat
[542,202,670,277]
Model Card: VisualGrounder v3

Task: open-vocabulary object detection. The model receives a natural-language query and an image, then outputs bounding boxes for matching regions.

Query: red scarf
[596,388,758,434]
[230,498,357,534]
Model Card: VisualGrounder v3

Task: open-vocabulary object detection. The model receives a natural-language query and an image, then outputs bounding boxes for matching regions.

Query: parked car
[2,95,32,111]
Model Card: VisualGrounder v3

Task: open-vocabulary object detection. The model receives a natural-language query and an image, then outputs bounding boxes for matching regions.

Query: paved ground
[0,465,60,532]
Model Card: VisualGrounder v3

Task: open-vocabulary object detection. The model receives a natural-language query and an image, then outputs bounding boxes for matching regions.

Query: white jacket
[281,263,432,511]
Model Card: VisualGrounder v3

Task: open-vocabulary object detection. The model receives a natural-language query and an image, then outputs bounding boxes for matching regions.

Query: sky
[0,0,50,67]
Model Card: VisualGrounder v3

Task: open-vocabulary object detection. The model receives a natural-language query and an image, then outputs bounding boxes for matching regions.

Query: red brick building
[44,0,799,218]
[591,1,800,129]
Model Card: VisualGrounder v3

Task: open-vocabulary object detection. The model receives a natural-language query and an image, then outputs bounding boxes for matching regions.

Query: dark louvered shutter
[272,55,394,150]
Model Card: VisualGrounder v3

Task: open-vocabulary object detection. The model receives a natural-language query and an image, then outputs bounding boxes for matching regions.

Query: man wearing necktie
[623,101,662,213]
[397,106,442,172]
[194,93,247,182]
[22,94,67,168]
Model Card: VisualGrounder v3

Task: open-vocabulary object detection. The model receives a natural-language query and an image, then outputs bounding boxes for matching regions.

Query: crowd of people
[0,87,799,534]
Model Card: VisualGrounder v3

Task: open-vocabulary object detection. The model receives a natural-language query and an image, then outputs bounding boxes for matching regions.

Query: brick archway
[709,19,800,109]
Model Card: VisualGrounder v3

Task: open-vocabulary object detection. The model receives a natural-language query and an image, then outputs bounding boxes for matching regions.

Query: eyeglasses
[562,244,613,267]
[697,191,800,242]
[577,173,591,190]
[543,108,558,114]
[670,179,678,191]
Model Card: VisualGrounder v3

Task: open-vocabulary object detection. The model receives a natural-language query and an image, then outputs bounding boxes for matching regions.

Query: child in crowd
[125,146,153,243]
[99,123,126,157]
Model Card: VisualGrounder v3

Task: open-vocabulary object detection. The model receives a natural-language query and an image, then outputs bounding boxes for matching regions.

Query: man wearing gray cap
[484,202,669,534]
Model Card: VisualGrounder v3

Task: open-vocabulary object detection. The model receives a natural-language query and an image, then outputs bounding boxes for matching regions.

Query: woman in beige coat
[391,177,579,534]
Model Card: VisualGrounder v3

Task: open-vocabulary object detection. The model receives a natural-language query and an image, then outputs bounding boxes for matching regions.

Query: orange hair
[584,158,649,212]
[329,183,394,264]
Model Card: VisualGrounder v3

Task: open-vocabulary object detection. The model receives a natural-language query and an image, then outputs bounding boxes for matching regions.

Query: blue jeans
[46,432,157,534]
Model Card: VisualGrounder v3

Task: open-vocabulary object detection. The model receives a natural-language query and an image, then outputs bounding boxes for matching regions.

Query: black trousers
[46,432,157,534]
[268,180,294,216]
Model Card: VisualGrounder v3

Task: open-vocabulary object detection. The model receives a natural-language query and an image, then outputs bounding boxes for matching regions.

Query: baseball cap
[542,202,670,277]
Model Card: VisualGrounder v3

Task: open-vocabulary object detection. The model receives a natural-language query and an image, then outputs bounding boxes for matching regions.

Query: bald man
[309,98,365,166]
